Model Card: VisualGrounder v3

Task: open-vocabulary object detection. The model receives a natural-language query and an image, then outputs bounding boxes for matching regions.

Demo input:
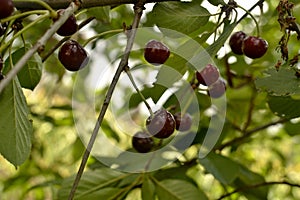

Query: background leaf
[255,68,300,96]
[57,168,127,200]
[267,95,300,119]
[0,78,32,166]
[199,153,239,184]
[155,179,208,200]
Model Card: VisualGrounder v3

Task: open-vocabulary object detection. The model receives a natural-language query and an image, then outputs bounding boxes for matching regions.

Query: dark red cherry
[0,0,14,19]
[242,36,268,59]
[58,40,89,71]
[229,31,247,55]
[196,64,220,86]
[146,109,176,139]
[174,112,192,131]
[54,9,78,36]
[144,40,170,65]
[132,131,154,153]
[208,78,226,98]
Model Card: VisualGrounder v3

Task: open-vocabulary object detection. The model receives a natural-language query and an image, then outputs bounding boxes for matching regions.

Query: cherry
[144,40,170,65]
[132,131,154,153]
[173,112,192,131]
[196,64,220,86]
[58,40,89,71]
[0,0,14,19]
[229,31,247,55]
[242,36,268,59]
[208,78,226,98]
[54,9,78,36]
[146,109,176,139]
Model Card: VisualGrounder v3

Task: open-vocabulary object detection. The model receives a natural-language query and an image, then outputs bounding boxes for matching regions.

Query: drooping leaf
[155,179,208,200]
[267,95,300,119]
[0,78,33,166]
[255,68,300,96]
[148,2,210,35]
[199,152,239,184]
[57,168,128,200]
[4,45,42,90]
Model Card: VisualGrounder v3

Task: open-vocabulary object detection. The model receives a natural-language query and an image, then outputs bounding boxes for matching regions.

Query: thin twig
[215,118,289,151]
[242,91,256,132]
[217,181,300,200]
[67,2,145,200]
[0,2,79,94]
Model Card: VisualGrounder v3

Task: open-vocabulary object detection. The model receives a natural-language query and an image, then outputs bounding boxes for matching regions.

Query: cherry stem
[0,10,48,23]
[13,0,57,18]
[82,29,123,47]
[124,66,153,116]
[236,5,260,37]
[0,14,49,54]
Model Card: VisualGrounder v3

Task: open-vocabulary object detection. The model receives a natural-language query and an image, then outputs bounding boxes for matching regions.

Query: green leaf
[79,188,122,200]
[142,177,156,200]
[208,0,226,6]
[154,165,195,184]
[199,153,239,184]
[234,165,268,199]
[255,68,300,96]
[0,78,33,166]
[148,2,210,35]
[155,179,208,200]
[86,6,110,22]
[5,45,42,90]
[284,121,300,136]
[57,168,128,200]
[267,95,300,119]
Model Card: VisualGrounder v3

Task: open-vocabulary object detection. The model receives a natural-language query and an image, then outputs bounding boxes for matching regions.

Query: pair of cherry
[132,109,192,153]
[229,31,268,59]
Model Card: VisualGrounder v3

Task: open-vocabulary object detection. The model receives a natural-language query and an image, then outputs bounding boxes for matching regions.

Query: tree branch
[0,2,80,94]
[217,181,300,200]
[13,0,179,10]
[67,2,145,200]
[215,118,289,151]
